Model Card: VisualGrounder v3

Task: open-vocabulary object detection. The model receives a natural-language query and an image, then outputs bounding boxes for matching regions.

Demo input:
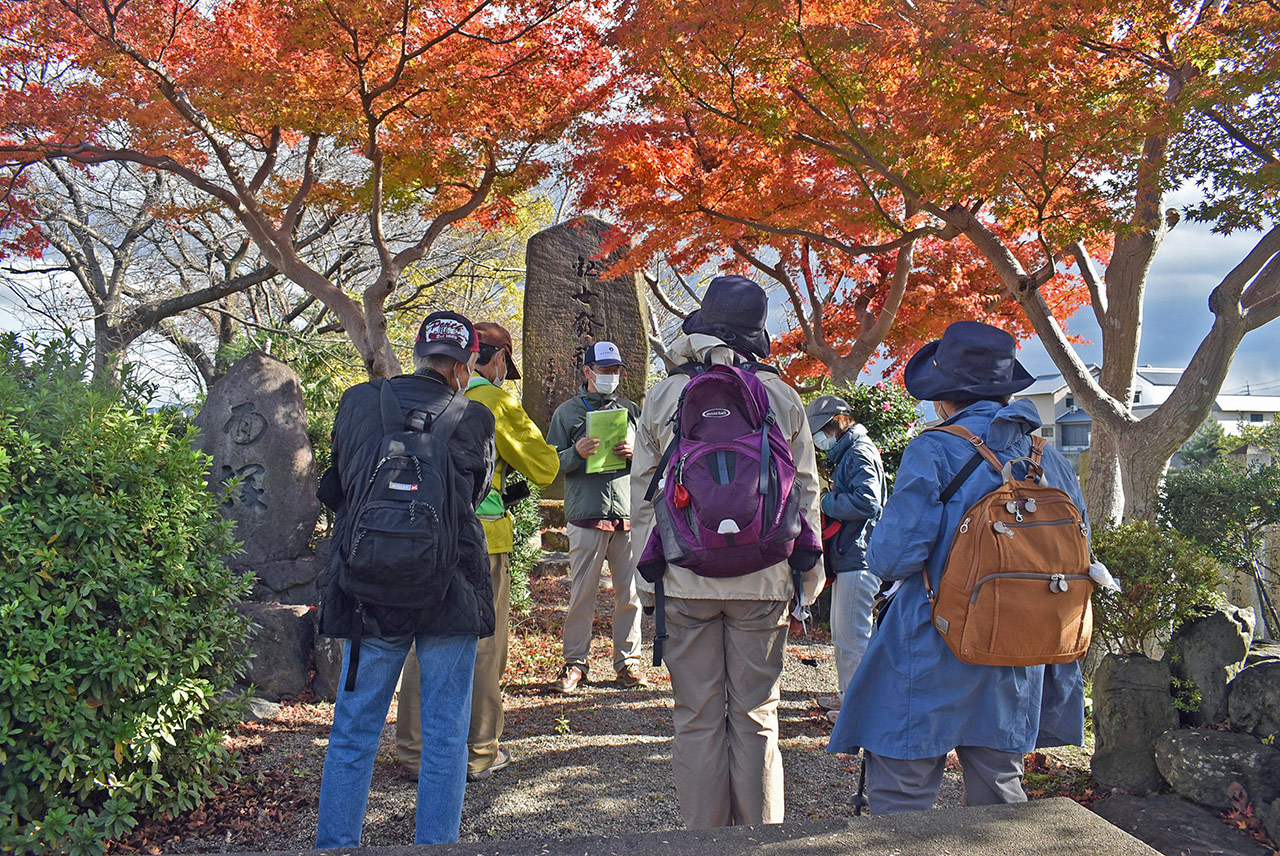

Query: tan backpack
[923,425,1093,667]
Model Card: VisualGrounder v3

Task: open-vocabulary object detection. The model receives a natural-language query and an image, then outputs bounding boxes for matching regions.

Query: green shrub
[0,335,252,855]
[1090,520,1226,656]
[507,474,543,615]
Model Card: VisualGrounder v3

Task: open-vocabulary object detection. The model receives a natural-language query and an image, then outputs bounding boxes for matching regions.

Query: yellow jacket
[465,377,560,554]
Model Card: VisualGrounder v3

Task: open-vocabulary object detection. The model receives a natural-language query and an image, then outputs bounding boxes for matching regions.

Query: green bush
[801,378,921,480]
[1090,520,1226,656]
[507,474,543,615]
[0,335,251,855]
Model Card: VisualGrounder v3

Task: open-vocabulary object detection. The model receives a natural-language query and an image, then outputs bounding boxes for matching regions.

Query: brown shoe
[616,664,648,688]
[554,664,587,693]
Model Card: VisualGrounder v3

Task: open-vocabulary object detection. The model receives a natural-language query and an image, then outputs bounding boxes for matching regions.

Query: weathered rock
[243,697,282,722]
[539,499,567,530]
[1154,729,1280,811]
[1165,605,1254,726]
[1092,793,1275,856]
[1092,654,1180,794]
[1266,798,1280,849]
[193,352,320,564]
[541,528,570,553]
[532,551,571,578]
[235,602,315,700]
[249,552,324,605]
[523,217,649,499]
[1230,661,1280,740]
[312,635,345,702]
[1246,640,1280,667]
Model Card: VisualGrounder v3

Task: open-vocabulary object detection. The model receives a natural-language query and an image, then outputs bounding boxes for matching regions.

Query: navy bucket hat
[903,321,1034,401]
[681,275,772,359]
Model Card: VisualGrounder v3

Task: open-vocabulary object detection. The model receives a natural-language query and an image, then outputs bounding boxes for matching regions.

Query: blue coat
[828,399,1087,760]
[820,424,886,573]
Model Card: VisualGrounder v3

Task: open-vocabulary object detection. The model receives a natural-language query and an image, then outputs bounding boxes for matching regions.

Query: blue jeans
[831,570,880,697]
[316,633,477,848]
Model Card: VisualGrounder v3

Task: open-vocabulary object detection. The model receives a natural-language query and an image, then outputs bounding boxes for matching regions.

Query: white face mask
[813,431,838,452]
[491,361,507,388]
[592,371,620,394]
[454,364,472,392]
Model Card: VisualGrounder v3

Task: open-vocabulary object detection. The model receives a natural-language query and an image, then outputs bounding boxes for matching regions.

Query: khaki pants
[663,597,789,828]
[564,525,643,672]
[397,553,509,777]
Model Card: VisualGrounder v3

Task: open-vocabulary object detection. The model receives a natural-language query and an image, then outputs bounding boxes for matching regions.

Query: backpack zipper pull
[993,520,1014,538]
[959,517,971,534]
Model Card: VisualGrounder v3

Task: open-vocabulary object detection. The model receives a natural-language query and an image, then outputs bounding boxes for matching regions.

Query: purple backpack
[639,361,821,663]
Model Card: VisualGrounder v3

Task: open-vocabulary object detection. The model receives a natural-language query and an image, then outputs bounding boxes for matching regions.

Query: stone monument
[523,217,650,497]
[193,351,320,565]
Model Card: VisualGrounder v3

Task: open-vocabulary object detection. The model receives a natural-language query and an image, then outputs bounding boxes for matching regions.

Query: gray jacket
[546,384,641,524]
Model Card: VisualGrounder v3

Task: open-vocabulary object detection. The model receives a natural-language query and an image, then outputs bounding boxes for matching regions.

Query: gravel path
[147,574,972,853]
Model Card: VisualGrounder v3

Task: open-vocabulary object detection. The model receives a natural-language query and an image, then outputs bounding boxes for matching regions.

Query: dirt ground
[108,575,1096,854]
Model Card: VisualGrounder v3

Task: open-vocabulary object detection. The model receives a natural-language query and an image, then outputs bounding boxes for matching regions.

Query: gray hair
[413,353,461,375]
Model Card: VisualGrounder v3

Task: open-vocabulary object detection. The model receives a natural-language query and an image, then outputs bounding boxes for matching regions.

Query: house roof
[1058,409,1093,424]
[1214,395,1280,412]
[1135,369,1185,386]
[1017,366,1100,397]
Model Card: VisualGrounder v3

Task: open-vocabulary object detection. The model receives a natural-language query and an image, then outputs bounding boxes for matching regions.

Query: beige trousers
[397,553,509,777]
[563,525,643,672]
[663,596,789,829]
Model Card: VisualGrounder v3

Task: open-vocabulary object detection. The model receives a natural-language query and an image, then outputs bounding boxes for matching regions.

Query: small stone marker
[523,217,650,497]
[193,351,320,564]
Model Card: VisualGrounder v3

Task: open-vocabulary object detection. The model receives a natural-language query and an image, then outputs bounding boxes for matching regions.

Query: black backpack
[338,379,468,611]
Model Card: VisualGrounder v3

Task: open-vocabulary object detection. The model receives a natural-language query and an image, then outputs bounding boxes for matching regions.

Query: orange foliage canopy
[574,0,1175,380]
[1,0,608,375]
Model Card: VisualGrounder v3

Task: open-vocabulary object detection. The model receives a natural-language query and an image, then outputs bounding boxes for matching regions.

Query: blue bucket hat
[681,275,772,359]
[903,321,1034,401]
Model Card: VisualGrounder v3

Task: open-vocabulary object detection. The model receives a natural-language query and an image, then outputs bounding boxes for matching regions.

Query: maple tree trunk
[826,355,864,388]
[1117,434,1173,523]
[1083,420,1125,525]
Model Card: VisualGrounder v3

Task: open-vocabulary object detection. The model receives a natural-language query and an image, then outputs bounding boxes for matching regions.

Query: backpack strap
[758,411,775,494]
[379,379,403,433]
[922,425,1005,475]
[652,578,668,668]
[380,378,469,442]
[939,452,985,505]
[430,389,470,445]
[644,435,679,502]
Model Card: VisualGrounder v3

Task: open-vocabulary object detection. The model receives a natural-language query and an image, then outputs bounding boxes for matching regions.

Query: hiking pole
[852,748,869,817]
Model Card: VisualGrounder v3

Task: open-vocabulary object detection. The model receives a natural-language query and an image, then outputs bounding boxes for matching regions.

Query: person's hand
[575,436,601,458]
[788,617,807,637]
[613,439,633,461]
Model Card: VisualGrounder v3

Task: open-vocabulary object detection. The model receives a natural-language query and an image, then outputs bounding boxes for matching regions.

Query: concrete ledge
[224,798,1158,856]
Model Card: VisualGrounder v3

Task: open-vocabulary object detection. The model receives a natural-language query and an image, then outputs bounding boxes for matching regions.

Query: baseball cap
[414,311,479,364]
[805,395,853,434]
[584,341,625,368]
[473,322,520,380]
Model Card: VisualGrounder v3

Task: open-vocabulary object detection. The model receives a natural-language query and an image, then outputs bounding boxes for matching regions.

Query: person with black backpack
[314,311,497,847]
[631,275,824,829]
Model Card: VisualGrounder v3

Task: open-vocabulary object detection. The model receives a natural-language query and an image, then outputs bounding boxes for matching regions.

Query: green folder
[585,408,629,474]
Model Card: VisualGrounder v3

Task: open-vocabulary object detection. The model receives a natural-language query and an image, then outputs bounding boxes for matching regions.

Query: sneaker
[554,664,587,693]
[616,664,649,688]
[466,748,512,782]
[826,709,841,725]
[817,694,843,711]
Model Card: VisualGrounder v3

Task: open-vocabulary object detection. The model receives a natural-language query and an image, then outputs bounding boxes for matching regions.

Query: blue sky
[1012,215,1278,395]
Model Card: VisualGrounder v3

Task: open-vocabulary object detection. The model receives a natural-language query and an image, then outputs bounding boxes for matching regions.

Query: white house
[1013,365,1280,453]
